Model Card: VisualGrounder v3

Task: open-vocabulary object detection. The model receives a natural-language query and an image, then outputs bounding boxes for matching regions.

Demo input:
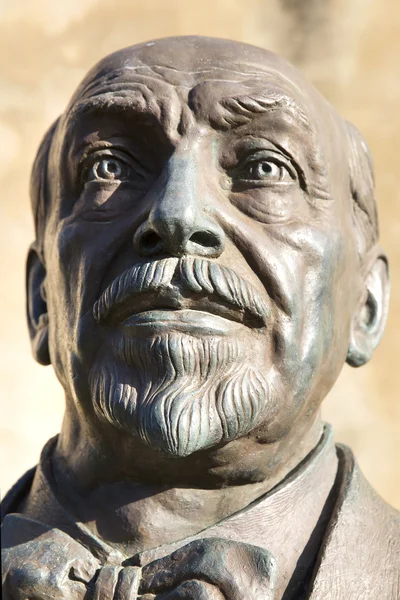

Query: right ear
[26,244,50,365]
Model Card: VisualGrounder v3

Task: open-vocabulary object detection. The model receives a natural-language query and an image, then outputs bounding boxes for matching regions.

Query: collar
[136,425,338,598]
[16,425,338,598]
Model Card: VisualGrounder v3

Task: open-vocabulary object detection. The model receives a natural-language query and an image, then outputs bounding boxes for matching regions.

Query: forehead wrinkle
[109,59,320,87]
[72,59,313,100]
[86,62,297,82]
[143,61,318,106]
[142,63,279,76]
[122,64,268,81]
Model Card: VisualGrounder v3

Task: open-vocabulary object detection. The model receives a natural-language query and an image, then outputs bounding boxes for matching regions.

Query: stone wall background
[1,0,399,508]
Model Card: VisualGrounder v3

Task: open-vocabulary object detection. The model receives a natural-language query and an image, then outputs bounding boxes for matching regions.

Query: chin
[89,330,275,457]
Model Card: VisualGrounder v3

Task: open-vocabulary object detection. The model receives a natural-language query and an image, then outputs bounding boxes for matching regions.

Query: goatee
[90,332,271,457]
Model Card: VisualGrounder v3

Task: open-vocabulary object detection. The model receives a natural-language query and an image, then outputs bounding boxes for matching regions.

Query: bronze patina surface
[2,36,399,599]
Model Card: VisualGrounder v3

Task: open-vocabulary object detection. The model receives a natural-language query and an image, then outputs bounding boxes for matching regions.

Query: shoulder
[1,436,58,524]
[309,444,400,599]
[333,444,400,545]
[1,466,36,523]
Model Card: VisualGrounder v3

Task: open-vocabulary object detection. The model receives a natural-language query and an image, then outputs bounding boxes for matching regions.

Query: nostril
[190,231,221,248]
[140,231,163,251]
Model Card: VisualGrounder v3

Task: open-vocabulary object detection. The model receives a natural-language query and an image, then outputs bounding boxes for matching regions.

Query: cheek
[265,231,355,423]
[42,220,121,388]
[289,223,355,346]
[308,225,357,319]
[73,183,146,219]
[43,221,116,357]
[49,213,134,299]
[294,228,356,377]
[268,223,353,365]
[287,218,355,291]
[229,186,306,225]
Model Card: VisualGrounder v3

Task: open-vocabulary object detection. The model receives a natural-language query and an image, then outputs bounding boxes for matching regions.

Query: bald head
[73,36,305,90]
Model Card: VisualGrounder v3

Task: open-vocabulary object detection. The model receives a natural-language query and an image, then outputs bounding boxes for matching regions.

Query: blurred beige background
[1,0,399,508]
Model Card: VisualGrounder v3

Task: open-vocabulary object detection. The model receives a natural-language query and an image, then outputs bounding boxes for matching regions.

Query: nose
[133,155,225,258]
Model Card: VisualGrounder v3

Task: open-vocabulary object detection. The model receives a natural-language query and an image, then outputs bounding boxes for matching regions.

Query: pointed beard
[90,333,271,457]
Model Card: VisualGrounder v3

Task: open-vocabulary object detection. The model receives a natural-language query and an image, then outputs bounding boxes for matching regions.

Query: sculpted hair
[345,121,379,256]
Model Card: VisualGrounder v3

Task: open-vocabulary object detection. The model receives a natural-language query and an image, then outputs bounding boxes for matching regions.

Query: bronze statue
[2,36,399,599]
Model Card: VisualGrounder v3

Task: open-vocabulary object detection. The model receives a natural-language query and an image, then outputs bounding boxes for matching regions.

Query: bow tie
[2,514,277,599]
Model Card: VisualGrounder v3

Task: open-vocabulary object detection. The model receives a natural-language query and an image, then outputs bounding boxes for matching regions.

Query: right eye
[85,156,130,183]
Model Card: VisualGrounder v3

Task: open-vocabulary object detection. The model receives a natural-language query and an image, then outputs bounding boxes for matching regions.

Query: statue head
[26,36,389,483]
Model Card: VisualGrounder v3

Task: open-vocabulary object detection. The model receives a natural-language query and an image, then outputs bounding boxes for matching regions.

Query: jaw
[56,383,324,495]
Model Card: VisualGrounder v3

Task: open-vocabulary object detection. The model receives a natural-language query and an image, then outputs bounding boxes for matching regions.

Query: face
[39,41,361,460]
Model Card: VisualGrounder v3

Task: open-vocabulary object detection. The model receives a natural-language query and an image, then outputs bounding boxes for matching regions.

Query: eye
[247,160,281,180]
[87,157,127,182]
[230,149,298,190]
[241,159,294,183]
[80,150,136,185]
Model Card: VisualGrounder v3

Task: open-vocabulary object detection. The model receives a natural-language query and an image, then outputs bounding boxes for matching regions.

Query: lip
[122,308,243,336]
[107,289,266,331]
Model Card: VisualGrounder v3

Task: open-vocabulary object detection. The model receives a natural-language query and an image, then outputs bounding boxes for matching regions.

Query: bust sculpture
[2,36,399,599]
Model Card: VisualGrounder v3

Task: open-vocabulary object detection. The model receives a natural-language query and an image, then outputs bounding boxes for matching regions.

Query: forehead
[65,36,324,139]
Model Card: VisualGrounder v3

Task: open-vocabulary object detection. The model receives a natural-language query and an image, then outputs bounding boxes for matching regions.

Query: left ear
[26,243,51,366]
[346,248,390,367]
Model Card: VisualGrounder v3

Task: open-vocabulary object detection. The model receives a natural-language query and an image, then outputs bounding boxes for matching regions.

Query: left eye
[241,159,292,183]
[85,157,129,182]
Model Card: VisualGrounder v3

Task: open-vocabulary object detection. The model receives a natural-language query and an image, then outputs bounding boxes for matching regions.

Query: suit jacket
[2,441,399,599]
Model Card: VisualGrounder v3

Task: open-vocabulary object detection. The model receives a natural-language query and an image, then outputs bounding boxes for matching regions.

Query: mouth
[122,308,243,336]
[106,289,266,335]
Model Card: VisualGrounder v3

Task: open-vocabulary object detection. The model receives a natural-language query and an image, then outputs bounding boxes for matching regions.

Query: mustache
[93,257,270,327]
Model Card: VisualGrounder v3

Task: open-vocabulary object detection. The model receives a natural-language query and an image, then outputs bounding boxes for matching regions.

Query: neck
[53,407,324,556]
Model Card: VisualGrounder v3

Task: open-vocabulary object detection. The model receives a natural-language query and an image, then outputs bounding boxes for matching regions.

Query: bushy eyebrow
[191,89,313,132]
[68,91,164,124]
[66,81,183,144]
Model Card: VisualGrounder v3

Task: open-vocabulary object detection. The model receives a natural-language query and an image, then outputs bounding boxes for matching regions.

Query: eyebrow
[202,91,313,132]
[68,90,164,123]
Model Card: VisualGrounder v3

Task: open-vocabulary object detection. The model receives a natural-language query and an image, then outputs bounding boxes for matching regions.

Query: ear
[26,244,51,365]
[346,249,390,367]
